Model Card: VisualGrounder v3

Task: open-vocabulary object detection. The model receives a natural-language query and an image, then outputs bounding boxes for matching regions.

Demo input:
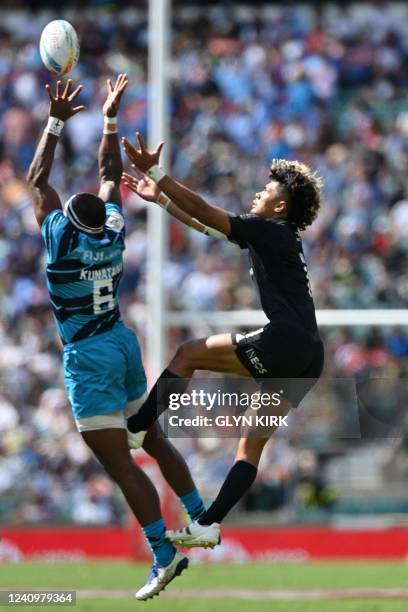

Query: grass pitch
[1,561,407,611]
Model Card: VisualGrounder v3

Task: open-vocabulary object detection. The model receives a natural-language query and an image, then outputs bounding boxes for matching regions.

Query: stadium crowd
[0,3,407,524]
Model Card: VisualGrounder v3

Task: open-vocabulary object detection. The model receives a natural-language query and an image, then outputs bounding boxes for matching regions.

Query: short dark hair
[70,193,106,232]
[269,159,323,230]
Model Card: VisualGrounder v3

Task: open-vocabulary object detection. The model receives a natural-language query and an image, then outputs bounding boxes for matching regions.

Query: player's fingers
[63,79,72,98]
[122,172,136,183]
[68,84,83,101]
[122,179,132,190]
[122,137,137,154]
[122,137,139,159]
[121,137,130,151]
[72,105,86,114]
[154,141,165,156]
[122,177,138,192]
[45,84,54,101]
[136,132,146,151]
[113,75,121,91]
[123,178,136,188]
[107,79,113,93]
[56,80,61,98]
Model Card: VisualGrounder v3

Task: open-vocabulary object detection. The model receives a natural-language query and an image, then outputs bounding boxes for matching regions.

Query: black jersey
[228,213,318,335]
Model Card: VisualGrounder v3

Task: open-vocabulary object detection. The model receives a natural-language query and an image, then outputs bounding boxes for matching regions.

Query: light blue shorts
[63,322,147,420]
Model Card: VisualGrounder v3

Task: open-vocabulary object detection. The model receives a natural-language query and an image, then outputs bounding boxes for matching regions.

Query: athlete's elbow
[99,153,122,186]
[105,170,122,187]
[99,166,121,187]
[27,165,46,188]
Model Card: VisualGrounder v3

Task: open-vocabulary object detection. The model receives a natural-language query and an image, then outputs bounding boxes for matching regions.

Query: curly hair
[269,159,323,230]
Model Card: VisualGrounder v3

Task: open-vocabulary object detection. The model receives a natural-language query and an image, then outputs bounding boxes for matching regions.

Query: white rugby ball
[39,20,79,75]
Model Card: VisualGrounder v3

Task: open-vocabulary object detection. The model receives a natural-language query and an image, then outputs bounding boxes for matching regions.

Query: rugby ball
[39,20,79,75]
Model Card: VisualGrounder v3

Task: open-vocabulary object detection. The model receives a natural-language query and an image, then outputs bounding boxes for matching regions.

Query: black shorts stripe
[49,292,94,309]
[69,309,120,343]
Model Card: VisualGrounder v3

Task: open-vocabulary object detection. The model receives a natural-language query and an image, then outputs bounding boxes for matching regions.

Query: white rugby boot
[166,521,221,548]
[135,551,189,601]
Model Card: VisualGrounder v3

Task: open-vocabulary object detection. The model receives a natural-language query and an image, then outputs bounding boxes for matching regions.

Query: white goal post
[138,307,408,373]
[165,310,408,328]
[148,0,170,378]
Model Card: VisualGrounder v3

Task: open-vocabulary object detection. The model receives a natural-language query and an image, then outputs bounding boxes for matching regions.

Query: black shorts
[232,320,324,407]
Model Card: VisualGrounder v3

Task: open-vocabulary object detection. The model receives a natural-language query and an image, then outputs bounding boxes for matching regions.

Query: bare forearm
[27,130,58,187]
[99,134,123,185]
[154,192,228,240]
[158,175,230,234]
[27,125,62,226]
[167,201,228,240]
[158,175,207,217]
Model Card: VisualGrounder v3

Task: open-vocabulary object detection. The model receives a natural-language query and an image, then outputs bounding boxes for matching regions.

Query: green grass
[1,561,407,611]
[1,561,407,589]
[71,602,408,612]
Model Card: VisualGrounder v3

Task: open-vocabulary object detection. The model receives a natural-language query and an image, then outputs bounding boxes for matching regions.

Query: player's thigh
[63,334,129,421]
[173,332,251,376]
[232,323,312,378]
[120,325,148,402]
[232,323,323,407]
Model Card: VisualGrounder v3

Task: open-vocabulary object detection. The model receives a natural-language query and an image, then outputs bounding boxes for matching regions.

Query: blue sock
[180,489,206,522]
[142,518,175,567]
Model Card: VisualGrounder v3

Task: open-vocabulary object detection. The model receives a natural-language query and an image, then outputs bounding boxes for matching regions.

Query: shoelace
[147,563,159,584]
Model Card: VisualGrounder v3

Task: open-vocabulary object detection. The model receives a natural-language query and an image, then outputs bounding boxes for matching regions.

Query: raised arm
[27,80,85,227]
[122,170,229,240]
[122,133,231,236]
[98,74,128,207]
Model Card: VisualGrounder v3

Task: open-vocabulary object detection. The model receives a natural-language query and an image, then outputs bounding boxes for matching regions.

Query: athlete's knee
[142,432,168,458]
[246,436,269,452]
[236,436,269,466]
[170,341,199,373]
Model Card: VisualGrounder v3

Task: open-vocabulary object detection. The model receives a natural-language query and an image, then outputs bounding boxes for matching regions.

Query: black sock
[199,460,257,525]
[127,369,190,433]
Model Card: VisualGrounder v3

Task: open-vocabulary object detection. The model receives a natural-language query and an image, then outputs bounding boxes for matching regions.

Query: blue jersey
[41,203,125,345]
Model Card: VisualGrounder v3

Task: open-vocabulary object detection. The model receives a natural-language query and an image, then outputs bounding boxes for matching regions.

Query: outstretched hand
[45,79,85,121]
[122,168,161,202]
[103,73,128,118]
[122,132,164,173]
